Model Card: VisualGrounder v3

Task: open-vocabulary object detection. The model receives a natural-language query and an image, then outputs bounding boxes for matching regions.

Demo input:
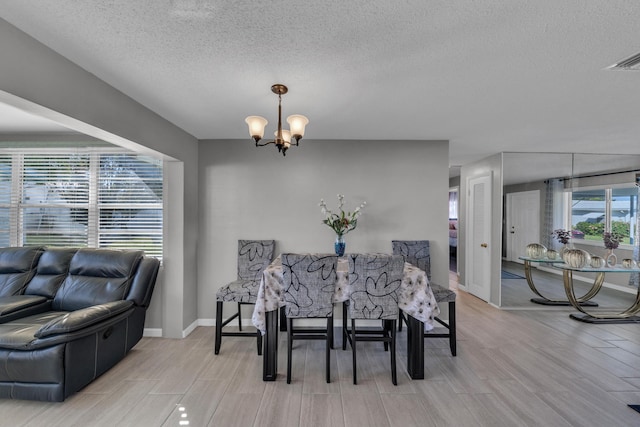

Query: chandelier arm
[255,140,276,147]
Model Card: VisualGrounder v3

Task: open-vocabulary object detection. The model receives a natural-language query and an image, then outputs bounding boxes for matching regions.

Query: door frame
[465,172,492,302]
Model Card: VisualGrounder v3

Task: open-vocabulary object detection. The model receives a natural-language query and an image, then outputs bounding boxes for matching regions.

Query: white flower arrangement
[319,194,366,236]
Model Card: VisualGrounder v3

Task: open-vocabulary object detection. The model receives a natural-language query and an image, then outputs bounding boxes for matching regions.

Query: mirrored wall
[501,152,640,308]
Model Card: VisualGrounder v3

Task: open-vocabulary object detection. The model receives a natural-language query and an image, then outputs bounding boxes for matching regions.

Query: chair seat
[430,283,456,303]
[422,282,456,357]
[216,279,259,303]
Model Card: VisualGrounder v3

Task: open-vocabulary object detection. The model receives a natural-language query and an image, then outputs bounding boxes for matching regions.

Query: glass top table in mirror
[517,256,599,307]
[555,263,640,324]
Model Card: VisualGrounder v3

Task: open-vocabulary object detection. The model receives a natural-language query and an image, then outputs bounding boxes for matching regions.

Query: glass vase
[605,249,617,267]
[334,234,346,257]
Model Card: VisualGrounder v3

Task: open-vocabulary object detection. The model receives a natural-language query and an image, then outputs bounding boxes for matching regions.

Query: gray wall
[198,139,450,321]
[0,18,199,338]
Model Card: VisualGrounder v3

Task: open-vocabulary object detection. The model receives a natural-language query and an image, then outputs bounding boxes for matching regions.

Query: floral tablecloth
[251,255,440,334]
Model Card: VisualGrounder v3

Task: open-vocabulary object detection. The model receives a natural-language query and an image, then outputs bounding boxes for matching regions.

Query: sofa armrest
[35,300,134,338]
[0,295,48,316]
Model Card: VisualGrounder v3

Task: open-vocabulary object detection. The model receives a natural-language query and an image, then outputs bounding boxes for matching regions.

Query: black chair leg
[237,303,243,331]
[326,317,331,383]
[280,306,288,332]
[391,320,397,385]
[351,318,357,385]
[257,329,263,356]
[287,318,293,384]
[449,301,457,356]
[329,312,335,349]
[383,320,390,351]
[342,302,348,350]
[398,309,403,331]
[215,301,223,355]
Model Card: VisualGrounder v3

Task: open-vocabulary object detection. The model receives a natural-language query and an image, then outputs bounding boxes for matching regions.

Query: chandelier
[245,84,308,156]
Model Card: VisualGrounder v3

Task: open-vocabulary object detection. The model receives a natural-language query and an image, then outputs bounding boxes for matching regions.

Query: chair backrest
[237,240,275,282]
[281,253,338,318]
[347,253,404,320]
[391,240,431,280]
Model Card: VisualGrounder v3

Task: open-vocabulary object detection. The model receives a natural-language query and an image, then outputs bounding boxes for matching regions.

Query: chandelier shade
[245,116,268,141]
[286,115,309,140]
[245,84,308,156]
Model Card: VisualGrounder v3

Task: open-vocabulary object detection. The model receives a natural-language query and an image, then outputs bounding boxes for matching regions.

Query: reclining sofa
[0,246,160,402]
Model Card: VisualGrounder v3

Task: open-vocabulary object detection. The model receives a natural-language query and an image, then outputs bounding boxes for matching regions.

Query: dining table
[251,254,441,381]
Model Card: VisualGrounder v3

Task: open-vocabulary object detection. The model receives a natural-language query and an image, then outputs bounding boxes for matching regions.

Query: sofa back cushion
[52,249,144,311]
[126,257,160,308]
[0,246,44,297]
[24,248,78,298]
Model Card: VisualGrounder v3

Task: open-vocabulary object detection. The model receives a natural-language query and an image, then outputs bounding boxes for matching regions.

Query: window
[0,150,163,257]
[571,186,636,246]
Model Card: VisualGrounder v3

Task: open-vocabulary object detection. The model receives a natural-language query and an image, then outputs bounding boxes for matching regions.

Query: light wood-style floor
[1,271,639,427]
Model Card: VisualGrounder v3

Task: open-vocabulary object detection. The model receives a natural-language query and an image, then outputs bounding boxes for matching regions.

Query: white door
[466,174,492,302]
[506,190,540,263]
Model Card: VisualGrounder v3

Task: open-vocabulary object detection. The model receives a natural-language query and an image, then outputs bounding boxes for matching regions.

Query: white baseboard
[182,319,199,338]
[143,328,162,337]
[148,316,389,339]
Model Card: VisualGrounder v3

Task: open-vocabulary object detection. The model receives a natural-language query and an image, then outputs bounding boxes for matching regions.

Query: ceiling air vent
[607,51,640,70]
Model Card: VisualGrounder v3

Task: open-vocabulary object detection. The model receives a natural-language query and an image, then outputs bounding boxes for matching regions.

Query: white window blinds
[0,155,13,246]
[0,150,163,257]
[22,154,90,247]
[98,154,163,256]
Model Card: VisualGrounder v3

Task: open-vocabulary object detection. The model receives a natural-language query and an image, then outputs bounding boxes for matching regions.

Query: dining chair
[343,253,404,385]
[426,283,457,356]
[215,239,275,355]
[392,239,457,356]
[391,240,430,331]
[282,253,338,384]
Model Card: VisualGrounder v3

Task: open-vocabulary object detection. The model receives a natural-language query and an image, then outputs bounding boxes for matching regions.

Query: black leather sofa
[0,246,160,402]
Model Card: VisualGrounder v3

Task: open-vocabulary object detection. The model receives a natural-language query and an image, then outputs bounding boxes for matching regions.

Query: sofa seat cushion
[0,311,67,349]
[0,295,48,316]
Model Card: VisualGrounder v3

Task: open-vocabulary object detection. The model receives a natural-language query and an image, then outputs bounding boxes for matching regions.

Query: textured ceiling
[1,0,640,167]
